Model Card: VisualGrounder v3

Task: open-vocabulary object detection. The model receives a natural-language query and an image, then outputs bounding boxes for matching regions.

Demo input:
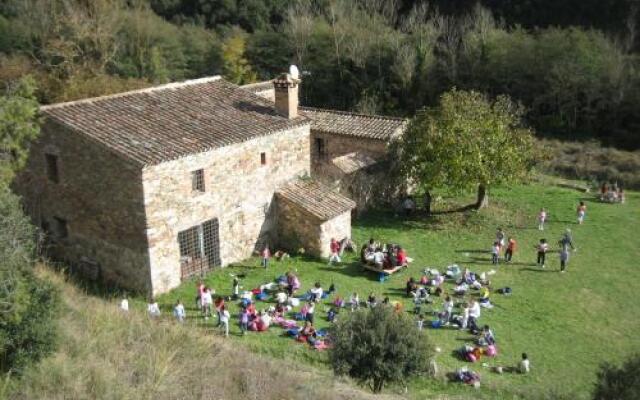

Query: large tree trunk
[372,378,384,393]
[423,190,432,216]
[475,184,489,210]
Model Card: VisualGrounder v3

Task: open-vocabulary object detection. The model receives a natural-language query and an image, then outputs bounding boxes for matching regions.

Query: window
[52,217,68,239]
[178,219,221,279]
[191,169,205,192]
[260,152,267,165]
[45,153,59,183]
[315,138,326,160]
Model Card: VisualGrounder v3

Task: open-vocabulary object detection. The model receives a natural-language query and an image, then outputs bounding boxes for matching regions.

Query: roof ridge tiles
[40,76,223,111]
[300,106,407,122]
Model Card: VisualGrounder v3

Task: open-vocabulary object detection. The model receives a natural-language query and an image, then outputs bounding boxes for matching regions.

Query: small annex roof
[300,106,407,141]
[276,178,356,221]
[332,152,379,174]
[40,77,308,166]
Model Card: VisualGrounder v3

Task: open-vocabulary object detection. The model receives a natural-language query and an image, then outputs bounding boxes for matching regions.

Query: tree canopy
[0,76,40,185]
[398,89,536,208]
[329,305,433,393]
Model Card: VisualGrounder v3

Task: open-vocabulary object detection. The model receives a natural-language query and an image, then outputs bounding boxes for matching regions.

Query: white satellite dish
[289,64,300,80]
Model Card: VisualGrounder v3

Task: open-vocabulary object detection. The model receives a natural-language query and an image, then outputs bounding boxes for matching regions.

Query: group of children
[360,238,410,270]
[600,182,625,204]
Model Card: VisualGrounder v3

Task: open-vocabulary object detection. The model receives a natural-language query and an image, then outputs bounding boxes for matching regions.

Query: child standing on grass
[173,300,185,323]
[219,306,230,337]
[505,238,516,262]
[261,245,271,269]
[491,241,500,265]
[201,287,213,319]
[559,247,569,273]
[538,208,547,230]
[328,238,341,265]
[496,228,506,251]
[577,201,587,224]
[536,239,549,269]
[239,307,249,335]
[232,276,240,299]
[519,353,530,373]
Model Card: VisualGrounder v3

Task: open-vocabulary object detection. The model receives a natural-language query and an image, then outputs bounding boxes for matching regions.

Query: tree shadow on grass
[455,249,490,254]
[353,209,448,231]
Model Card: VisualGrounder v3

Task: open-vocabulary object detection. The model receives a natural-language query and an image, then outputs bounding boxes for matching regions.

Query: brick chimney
[273,73,300,119]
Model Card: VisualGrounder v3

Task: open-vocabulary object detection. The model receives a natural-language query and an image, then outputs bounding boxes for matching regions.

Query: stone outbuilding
[276,178,355,258]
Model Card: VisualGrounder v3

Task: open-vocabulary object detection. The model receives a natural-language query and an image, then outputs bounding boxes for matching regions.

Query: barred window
[191,169,205,192]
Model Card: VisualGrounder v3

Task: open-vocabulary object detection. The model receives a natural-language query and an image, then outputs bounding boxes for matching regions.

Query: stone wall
[142,125,311,294]
[276,196,323,256]
[310,131,387,168]
[13,120,151,292]
[319,211,352,258]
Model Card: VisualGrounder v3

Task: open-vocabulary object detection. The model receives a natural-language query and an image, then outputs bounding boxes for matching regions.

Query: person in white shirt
[310,282,323,303]
[275,290,288,305]
[458,303,469,329]
[147,299,160,318]
[536,239,549,268]
[349,292,359,311]
[491,241,500,265]
[538,208,547,230]
[373,248,385,268]
[219,306,230,337]
[173,300,186,323]
[468,300,481,332]
[260,311,272,328]
[306,302,316,324]
[201,288,213,319]
[519,353,530,373]
[440,296,454,325]
[120,297,129,313]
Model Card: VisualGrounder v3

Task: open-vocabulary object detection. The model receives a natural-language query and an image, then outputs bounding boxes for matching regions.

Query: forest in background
[1,0,639,149]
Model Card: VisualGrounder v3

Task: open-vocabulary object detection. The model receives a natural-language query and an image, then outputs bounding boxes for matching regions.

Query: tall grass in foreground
[8,267,396,400]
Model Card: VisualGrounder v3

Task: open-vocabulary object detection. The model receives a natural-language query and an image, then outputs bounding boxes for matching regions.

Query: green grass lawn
[157,182,640,399]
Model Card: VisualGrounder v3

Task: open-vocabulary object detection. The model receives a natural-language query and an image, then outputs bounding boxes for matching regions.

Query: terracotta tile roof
[277,179,355,221]
[300,107,407,141]
[40,77,308,166]
[241,80,275,94]
[332,152,379,174]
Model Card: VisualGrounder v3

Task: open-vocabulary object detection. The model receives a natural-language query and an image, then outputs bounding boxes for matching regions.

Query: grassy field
[157,182,640,399]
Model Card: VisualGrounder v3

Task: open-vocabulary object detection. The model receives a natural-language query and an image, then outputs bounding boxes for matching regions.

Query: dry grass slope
[541,139,640,189]
[8,267,400,400]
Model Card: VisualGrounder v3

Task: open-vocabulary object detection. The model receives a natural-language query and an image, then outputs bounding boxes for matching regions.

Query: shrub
[0,188,60,373]
[329,305,433,393]
[593,354,640,400]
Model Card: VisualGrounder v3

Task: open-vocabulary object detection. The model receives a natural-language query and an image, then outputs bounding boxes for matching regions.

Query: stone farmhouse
[15,73,406,295]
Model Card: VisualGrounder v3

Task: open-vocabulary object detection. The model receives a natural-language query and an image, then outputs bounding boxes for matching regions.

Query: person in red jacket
[328,238,341,265]
[504,238,517,263]
[396,246,408,266]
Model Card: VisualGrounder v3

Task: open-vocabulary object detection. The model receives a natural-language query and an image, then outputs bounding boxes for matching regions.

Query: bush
[329,305,434,393]
[593,354,640,400]
[0,188,60,373]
